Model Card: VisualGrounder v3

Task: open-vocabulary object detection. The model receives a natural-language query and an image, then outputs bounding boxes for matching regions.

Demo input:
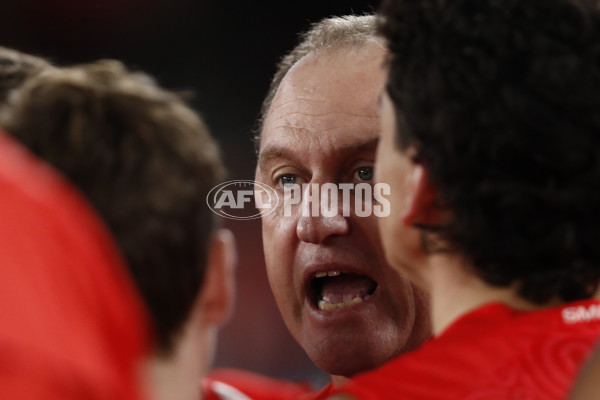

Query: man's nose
[295,184,350,244]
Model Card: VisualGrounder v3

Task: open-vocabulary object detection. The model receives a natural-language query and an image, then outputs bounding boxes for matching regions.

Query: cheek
[378,180,408,269]
[260,214,304,331]
[384,268,415,316]
[377,164,401,233]
[375,144,395,186]
[261,213,297,289]
[378,217,397,267]
[354,216,388,268]
[359,213,382,238]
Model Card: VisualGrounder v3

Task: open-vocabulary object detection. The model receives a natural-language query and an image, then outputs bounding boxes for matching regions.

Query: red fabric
[304,383,334,400]
[203,368,318,400]
[0,132,149,399]
[338,299,600,400]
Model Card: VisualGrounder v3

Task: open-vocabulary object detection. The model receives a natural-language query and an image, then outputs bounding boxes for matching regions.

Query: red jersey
[203,368,333,400]
[307,383,334,400]
[338,300,600,400]
[0,132,149,399]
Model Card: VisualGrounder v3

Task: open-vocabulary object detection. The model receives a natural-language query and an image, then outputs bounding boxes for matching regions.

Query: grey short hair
[0,47,51,107]
[256,14,380,148]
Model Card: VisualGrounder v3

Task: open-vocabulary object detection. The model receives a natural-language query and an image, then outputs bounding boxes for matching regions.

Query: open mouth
[309,271,378,311]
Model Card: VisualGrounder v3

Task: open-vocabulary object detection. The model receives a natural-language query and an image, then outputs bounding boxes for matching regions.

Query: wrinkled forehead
[258,127,380,172]
[260,43,386,157]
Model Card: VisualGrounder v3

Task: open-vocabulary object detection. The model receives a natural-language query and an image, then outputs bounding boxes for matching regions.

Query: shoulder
[331,314,510,399]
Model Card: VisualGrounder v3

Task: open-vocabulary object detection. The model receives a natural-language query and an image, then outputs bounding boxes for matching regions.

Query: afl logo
[206,180,279,220]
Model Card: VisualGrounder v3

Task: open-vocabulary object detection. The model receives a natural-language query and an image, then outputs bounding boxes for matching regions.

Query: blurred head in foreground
[329,0,600,398]
[377,0,600,311]
[1,60,235,400]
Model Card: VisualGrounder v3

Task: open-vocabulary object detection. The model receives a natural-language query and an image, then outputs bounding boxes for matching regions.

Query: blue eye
[279,174,297,186]
[356,166,374,181]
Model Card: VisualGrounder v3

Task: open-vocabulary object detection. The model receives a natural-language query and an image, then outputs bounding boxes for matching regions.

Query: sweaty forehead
[260,43,386,157]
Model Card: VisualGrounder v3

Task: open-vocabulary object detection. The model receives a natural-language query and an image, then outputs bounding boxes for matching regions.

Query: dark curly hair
[379,0,600,304]
[2,60,224,354]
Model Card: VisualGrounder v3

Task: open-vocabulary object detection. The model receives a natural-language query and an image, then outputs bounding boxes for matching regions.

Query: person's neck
[146,335,205,400]
[330,375,350,387]
[145,316,213,400]
[426,253,554,336]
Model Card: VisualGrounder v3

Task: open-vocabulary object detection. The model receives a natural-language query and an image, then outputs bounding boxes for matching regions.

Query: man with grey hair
[204,14,430,400]
[253,13,430,399]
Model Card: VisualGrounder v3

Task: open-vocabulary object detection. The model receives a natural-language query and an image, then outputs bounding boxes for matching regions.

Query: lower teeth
[318,296,368,311]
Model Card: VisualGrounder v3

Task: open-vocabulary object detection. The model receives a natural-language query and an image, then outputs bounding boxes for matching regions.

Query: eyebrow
[257,147,303,171]
[257,137,380,170]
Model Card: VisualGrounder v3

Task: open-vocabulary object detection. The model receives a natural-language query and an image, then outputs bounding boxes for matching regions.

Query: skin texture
[375,93,428,287]
[256,43,430,383]
[146,230,236,400]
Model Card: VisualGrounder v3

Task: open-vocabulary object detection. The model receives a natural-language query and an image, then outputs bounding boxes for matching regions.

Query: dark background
[0,0,379,385]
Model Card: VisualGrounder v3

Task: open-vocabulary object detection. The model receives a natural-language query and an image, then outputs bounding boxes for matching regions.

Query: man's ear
[198,229,237,327]
[402,164,443,227]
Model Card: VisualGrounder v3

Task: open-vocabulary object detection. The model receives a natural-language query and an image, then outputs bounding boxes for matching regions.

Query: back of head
[379,0,600,303]
[2,60,225,354]
[0,47,50,107]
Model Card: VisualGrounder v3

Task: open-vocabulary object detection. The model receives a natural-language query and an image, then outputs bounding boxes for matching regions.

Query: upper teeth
[315,271,342,278]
